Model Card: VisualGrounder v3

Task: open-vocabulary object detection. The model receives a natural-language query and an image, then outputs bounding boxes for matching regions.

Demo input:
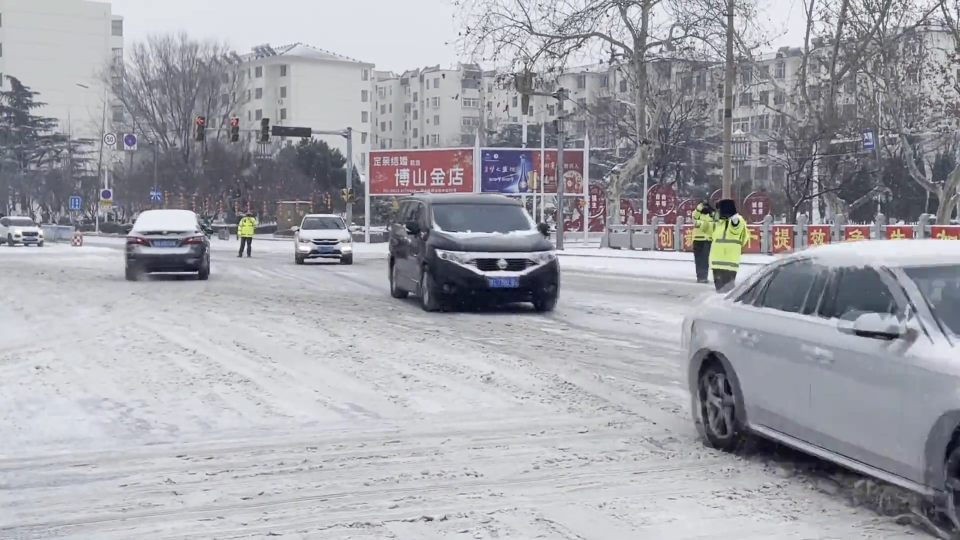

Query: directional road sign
[150,187,162,202]
[862,128,875,150]
[69,196,82,210]
[103,133,117,148]
[123,133,138,151]
[100,188,113,206]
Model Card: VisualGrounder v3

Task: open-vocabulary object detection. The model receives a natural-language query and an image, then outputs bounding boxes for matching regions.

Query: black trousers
[693,240,711,281]
[713,269,737,292]
[238,236,252,256]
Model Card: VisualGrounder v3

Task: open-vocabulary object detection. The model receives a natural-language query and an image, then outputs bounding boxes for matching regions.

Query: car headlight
[435,249,473,264]
[297,236,312,243]
[531,251,557,264]
[340,236,352,243]
[13,229,22,236]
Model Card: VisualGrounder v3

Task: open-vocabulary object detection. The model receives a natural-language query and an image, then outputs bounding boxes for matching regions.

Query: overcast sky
[108,0,806,73]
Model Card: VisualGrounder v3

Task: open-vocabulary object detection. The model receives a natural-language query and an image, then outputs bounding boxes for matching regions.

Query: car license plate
[488,277,519,288]
[153,240,178,247]
[317,246,334,253]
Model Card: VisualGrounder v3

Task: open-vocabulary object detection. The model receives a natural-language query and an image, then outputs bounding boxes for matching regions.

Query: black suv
[388,193,559,312]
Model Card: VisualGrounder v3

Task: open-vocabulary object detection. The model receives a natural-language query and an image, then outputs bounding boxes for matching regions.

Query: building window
[431,97,440,108]
[111,20,123,36]
[248,111,252,121]
[245,89,251,101]
[361,111,368,122]
[279,108,286,120]
[255,88,263,99]
[619,79,628,92]
[280,86,287,98]
[434,77,440,87]
[361,90,368,102]
[430,134,440,145]
[775,62,785,79]
[577,75,586,89]
[111,105,123,122]
[599,75,608,87]
[380,104,386,114]
[380,122,386,132]
[255,109,263,120]
[433,114,440,124]
[255,66,263,78]
[512,95,518,107]
[462,98,480,108]
[547,104,555,116]
[112,48,123,65]
[361,132,367,144]
[280,65,287,77]
[362,69,369,81]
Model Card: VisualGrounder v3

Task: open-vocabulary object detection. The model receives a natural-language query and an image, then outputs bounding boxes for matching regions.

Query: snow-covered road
[0,243,918,539]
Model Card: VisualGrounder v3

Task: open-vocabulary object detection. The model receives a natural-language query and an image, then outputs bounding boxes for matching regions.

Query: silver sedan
[682,239,960,524]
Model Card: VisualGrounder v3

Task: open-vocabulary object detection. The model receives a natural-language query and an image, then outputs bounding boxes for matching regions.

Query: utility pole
[721,0,736,199]
[555,88,568,251]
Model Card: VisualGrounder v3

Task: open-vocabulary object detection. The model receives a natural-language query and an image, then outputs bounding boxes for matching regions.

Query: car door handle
[801,344,834,364]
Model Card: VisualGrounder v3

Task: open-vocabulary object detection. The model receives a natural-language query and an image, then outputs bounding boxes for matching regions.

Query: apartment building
[0,0,123,142]
[237,43,374,172]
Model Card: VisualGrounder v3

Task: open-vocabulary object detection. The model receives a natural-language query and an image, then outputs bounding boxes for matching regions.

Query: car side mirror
[838,313,905,340]
[537,222,550,237]
[405,220,420,235]
[291,225,300,232]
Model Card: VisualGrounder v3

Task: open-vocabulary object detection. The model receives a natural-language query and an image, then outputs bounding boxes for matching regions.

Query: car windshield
[432,203,533,234]
[132,210,199,232]
[7,217,35,227]
[301,216,345,230]
[904,265,960,335]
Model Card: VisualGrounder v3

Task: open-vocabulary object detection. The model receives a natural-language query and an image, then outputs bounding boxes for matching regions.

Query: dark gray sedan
[125,209,211,281]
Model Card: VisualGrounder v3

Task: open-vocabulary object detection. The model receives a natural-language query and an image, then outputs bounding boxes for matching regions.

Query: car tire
[295,254,305,265]
[697,361,747,452]
[198,259,210,281]
[533,293,558,312]
[37,242,44,247]
[419,266,441,312]
[942,444,960,530]
[390,261,408,299]
[7,234,15,246]
[124,264,139,281]
[340,254,353,265]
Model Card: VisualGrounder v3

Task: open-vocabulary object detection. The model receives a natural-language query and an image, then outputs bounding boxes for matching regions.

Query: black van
[388,193,559,312]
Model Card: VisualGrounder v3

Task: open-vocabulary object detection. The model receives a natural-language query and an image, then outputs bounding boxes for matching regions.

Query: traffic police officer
[237,212,257,257]
[691,201,716,283]
[708,199,749,292]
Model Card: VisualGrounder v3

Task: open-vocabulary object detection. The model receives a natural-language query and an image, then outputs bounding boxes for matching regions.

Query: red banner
[646,183,677,217]
[772,225,794,253]
[618,198,638,224]
[369,149,474,195]
[587,184,605,232]
[656,224,675,250]
[807,225,831,247]
[742,192,771,224]
[541,150,584,194]
[843,225,870,242]
[931,225,960,240]
[743,225,762,253]
[682,225,695,252]
[886,225,912,240]
[676,198,699,223]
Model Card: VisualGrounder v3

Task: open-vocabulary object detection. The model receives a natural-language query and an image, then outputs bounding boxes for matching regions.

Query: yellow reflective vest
[691,204,715,242]
[709,215,749,271]
[237,216,257,238]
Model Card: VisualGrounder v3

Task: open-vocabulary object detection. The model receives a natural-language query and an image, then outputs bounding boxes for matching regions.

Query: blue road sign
[68,196,81,210]
[862,128,876,150]
[150,187,162,202]
[100,188,113,202]
[123,133,138,150]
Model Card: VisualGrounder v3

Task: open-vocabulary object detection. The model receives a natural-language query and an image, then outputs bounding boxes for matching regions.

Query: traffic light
[341,188,355,202]
[194,116,206,142]
[259,118,270,143]
[229,117,240,142]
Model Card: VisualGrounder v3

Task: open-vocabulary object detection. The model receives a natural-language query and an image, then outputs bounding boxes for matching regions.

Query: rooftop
[242,43,371,66]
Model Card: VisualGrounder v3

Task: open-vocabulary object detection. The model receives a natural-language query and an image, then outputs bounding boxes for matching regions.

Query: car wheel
[340,254,353,265]
[198,259,210,280]
[533,293,558,312]
[295,253,305,265]
[7,234,15,246]
[697,361,746,452]
[124,264,139,281]
[37,242,44,247]
[419,266,441,312]
[942,444,960,530]
[390,261,408,299]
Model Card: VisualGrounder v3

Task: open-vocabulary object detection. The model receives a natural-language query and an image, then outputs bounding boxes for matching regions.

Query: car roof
[404,193,520,206]
[786,238,960,268]
[302,214,341,219]
[132,209,198,230]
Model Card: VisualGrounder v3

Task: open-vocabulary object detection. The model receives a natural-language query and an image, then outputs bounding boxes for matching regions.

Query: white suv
[0,216,44,246]
[293,214,353,265]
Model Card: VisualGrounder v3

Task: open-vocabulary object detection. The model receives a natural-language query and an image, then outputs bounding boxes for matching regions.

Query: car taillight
[126,237,149,246]
[182,236,204,244]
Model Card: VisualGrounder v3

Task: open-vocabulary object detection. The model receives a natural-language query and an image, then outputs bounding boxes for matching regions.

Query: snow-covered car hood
[10,225,41,233]
[297,230,351,241]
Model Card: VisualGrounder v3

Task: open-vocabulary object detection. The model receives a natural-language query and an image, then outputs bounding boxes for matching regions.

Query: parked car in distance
[388,193,559,312]
[292,214,353,265]
[0,216,43,246]
[682,239,960,526]
[124,209,211,281]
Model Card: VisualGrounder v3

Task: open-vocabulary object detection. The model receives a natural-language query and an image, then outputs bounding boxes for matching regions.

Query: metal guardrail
[40,225,76,242]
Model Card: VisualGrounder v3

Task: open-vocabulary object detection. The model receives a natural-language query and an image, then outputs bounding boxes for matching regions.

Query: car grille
[475,258,532,272]
[22,231,38,237]
[311,239,338,245]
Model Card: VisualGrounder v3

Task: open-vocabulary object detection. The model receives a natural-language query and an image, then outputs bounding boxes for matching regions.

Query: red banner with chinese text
[587,184,605,232]
[541,150,585,194]
[886,225,912,240]
[843,225,870,242]
[742,225,762,253]
[369,149,475,195]
[931,225,960,240]
[681,225,695,252]
[656,225,675,250]
[771,225,794,253]
[807,225,831,247]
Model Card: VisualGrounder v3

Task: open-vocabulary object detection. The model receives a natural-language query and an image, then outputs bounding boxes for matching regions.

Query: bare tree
[455,0,761,222]
[107,32,248,166]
